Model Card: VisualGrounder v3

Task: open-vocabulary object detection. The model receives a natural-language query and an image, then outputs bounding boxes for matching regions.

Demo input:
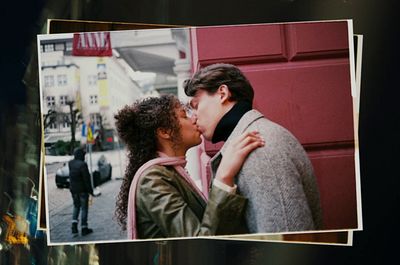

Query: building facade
[39,37,143,150]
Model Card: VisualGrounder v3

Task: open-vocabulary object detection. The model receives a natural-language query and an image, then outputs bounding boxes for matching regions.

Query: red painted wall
[190,21,357,230]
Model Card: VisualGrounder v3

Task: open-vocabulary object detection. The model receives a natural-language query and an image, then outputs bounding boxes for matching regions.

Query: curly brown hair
[114,95,182,230]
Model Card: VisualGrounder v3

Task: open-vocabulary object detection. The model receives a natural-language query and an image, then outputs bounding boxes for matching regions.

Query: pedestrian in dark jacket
[69,147,94,236]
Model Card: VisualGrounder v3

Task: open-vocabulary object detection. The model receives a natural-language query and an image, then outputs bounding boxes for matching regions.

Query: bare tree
[43,109,57,130]
[66,100,81,154]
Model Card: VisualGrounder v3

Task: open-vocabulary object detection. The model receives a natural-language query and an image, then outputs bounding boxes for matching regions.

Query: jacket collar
[211,101,252,143]
[209,109,265,172]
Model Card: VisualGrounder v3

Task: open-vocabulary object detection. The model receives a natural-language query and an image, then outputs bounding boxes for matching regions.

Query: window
[59,95,68,105]
[62,115,70,129]
[44,44,54,52]
[89,95,98,104]
[57,74,67,86]
[66,42,73,51]
[46,96,55,107]
[55,43,65,51]
[49,121,57,130]
[88,75,97,86]
[44,75,54,87]
[90,113,102,128]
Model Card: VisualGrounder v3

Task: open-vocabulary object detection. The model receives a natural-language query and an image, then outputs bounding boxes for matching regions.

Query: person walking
[68,147,94,236]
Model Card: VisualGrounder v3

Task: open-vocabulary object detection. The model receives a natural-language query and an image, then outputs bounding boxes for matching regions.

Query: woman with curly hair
[114,95,264,239]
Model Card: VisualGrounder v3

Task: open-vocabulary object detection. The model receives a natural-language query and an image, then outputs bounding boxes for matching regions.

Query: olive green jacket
[135,165,248,239]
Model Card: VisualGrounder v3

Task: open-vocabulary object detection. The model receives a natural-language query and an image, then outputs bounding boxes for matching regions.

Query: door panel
[193,24,287,66]
[309,147,357,229]
[246,62,354,144]
[287,22,350,60]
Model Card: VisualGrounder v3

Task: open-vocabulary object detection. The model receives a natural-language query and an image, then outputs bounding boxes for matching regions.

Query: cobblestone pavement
[47,178,127,244]
[45,149,128,244]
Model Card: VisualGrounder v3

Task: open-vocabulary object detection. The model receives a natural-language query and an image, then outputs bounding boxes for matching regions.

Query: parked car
[55,154,112,188]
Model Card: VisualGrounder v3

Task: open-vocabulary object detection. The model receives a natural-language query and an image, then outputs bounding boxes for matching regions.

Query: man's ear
[217,84,231,104]
[156,128,171,140]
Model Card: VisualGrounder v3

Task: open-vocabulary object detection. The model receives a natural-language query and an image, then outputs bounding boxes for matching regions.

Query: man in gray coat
[184,63,322,233]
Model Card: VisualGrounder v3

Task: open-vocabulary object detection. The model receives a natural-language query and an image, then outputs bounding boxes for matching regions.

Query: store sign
[72,32,112,56]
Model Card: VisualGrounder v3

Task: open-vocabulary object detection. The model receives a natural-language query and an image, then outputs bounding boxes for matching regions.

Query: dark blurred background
[1,0,398,264]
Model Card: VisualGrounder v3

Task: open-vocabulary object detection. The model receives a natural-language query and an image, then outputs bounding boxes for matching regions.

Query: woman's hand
[215,131,265,187]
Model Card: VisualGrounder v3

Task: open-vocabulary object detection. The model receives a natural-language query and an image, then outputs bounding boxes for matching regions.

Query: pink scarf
[127,152,208,239]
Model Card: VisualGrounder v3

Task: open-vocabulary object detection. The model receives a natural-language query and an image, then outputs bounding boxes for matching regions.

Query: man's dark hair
[183,63,254,104]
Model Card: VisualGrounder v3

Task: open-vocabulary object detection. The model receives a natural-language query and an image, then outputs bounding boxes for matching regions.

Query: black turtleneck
[211,101,252,143]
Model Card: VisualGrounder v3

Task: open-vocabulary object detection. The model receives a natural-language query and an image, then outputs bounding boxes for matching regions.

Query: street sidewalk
[48,178,127,244]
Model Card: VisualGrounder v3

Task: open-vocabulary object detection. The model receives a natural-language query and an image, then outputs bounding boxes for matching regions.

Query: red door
[190,21,357,230]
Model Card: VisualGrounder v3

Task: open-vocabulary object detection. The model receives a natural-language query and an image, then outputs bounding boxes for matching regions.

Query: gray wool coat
[210,109,323,233]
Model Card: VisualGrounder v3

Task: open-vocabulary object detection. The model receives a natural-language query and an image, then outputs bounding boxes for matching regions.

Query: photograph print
[38,19,361,245]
